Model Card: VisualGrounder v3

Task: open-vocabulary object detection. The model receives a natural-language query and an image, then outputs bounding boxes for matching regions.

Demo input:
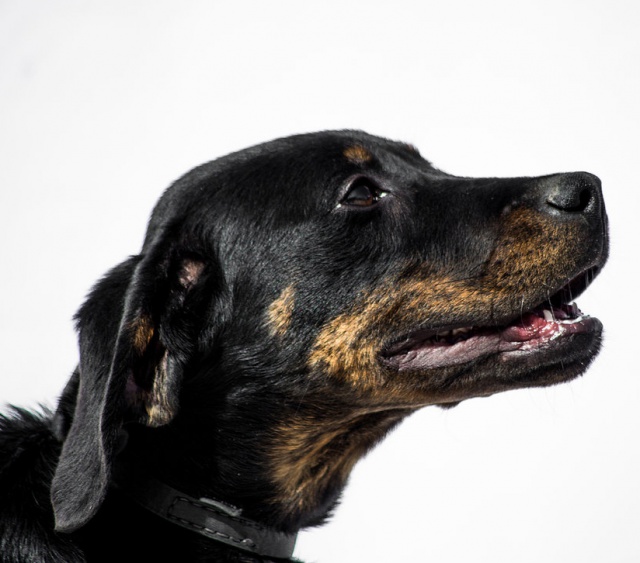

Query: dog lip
[380,309,601,372]
[380,267,603,371]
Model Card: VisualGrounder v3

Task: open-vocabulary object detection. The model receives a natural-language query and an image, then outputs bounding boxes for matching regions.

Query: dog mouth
[381,267,602,372]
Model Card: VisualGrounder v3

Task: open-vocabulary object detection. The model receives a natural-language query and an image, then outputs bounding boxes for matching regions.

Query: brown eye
[341,178,387,208]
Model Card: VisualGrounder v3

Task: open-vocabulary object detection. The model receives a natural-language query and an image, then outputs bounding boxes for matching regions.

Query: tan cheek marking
[343,145,373,164]
[267,285,295,338]
[308,274,481,390]
[308,302,385,387]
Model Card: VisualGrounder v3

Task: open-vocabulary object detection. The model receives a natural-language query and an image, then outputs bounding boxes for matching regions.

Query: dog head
[50,130,608,533]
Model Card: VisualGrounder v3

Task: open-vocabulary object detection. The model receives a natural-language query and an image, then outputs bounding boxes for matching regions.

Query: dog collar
[116,477,297,559]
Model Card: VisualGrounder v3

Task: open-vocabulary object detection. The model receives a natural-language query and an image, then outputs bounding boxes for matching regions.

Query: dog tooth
[560,314,584,325]
[543,309,554,322]
[451,327,471,337]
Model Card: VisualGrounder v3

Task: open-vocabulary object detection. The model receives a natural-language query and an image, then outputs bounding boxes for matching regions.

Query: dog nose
[541,172,603,217]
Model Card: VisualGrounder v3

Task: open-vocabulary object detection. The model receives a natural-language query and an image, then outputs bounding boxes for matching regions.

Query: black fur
[0,131,608,561]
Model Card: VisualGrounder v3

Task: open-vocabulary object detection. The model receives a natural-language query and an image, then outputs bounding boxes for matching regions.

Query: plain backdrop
[1,1,638,561]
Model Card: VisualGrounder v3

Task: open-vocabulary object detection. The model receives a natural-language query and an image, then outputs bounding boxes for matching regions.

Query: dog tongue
[502,312,553,342]
[501,305,584,343]
[386,302,596,372]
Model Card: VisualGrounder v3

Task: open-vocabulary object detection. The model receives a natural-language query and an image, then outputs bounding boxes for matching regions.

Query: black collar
[116,477,297,560]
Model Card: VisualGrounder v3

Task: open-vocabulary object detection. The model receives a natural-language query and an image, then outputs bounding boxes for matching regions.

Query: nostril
[547,186,593,213]
[544,173,600,214]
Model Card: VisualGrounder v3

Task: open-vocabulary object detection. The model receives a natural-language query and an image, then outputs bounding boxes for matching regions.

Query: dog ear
[51,233,211,533]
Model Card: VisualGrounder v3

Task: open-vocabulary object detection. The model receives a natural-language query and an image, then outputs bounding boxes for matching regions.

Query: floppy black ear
[51,235,210,533]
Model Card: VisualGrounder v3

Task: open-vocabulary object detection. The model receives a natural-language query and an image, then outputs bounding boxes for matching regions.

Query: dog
[0,130,608,562]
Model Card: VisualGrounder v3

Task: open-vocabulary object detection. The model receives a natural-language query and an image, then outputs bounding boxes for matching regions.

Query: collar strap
[116,477,297,559]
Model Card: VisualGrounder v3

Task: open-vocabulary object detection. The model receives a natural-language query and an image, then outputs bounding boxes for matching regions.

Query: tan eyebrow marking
[343,145,373,164]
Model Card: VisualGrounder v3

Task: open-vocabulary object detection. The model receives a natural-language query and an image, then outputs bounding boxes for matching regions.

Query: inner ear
[125,256,207,427]
[178,257,206,289]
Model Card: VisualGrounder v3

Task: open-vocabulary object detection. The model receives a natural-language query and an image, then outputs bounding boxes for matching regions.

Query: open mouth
[381,267,601,372]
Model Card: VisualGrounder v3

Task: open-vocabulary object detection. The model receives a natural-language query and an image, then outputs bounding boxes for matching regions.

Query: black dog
[0,131,608,562]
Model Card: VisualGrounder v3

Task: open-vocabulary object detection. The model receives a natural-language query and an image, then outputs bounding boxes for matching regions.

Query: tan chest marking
[269,409,407,514]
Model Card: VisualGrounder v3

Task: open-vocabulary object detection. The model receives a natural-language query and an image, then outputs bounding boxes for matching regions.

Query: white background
[1,1,638,561]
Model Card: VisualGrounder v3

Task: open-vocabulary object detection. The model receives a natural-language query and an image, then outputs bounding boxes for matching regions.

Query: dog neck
[55,374,412,542]
[114,474,298,559]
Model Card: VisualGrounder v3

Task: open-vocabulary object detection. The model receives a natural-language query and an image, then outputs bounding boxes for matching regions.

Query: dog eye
[341,178,387,208]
